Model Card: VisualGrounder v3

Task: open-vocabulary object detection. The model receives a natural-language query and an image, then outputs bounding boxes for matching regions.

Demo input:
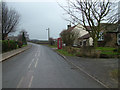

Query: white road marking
[17,76,24,88]
[28,59,34,69]
[28,76,34,88]
[35,53,37,57]
[37,52,40,57]
[34,58,38,68]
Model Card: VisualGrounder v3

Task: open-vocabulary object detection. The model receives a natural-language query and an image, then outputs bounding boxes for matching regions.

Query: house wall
[71,24,89,45]
[89,37,93,46]
[98,33,117,47]
[117,33,120,45]
[79,38,91,47]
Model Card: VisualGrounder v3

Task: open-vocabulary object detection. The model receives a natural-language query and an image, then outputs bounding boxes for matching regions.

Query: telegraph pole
[46,28,50,41]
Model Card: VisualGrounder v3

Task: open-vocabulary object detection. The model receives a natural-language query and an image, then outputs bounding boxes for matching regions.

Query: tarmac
[51,47,119,88]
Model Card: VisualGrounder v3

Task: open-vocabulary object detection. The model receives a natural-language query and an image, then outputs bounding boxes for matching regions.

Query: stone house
[78,23,120,47]
[98,24,120,47]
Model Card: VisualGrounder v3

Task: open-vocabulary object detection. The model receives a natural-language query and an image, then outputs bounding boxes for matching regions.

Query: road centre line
[16,76,24,88]
[35,53,37,57]
[28,59,34,69]
[34,58,38,68]
[28,75,34,88]
[37,52,40,57]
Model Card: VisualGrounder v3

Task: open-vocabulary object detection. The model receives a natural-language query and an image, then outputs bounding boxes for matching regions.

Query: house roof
[78,33,90,39]
[86,26,91,31]
[67,25,77,31]
[100,23,119,33]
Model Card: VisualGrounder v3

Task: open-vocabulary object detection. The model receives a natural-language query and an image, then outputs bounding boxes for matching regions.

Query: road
[3,43,104,88]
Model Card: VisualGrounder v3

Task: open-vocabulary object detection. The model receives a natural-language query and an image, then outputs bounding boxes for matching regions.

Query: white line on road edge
[17,76,24,88]
[28,59,35,69]
[34,58,38,68]
[28,76,33,88]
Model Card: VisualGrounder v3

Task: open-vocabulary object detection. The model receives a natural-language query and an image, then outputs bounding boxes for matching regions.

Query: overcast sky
[6,1,69,40]
[5,0,120,40]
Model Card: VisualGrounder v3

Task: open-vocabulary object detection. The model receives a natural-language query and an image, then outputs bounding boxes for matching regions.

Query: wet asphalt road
[3,43,104,88]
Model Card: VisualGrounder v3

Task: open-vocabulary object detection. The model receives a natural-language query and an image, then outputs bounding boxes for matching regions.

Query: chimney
[67,25,71,29]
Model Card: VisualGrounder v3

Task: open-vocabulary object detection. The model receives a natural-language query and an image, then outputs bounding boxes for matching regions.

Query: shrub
[63,46,78,54]
[2,40,9,52]
[78,47,101,58]
[118,48,120,54]
[9,40,17,50]
[17,41,23,48]
[2,40,18,52]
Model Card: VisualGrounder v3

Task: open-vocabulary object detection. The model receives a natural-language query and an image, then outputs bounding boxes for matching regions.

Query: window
[119,34,120,38]
[98,32,104,41]
[80,41,82,45]
[83,41,86,46]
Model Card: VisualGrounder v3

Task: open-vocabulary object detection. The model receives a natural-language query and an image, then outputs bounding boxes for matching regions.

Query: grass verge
[110,69,119,80]
[56,49,75,56]
[96,47,119,56]
[48,45,57,48]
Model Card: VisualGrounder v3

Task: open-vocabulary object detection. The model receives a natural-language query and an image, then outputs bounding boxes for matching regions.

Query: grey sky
[7,1,68,40]
[6,0,120,40]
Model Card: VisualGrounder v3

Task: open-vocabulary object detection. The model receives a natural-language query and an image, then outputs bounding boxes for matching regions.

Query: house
[78,33,93,47]
[96,22,120,47]
[64,21,120,47]
[66,24,91,46]
[78,22,120,47]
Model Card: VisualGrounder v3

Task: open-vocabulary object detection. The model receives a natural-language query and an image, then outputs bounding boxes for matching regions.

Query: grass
[22,45,27,47]
[96,47,119,55]
[96,47,115,51]
[56,49,75,56]
[48,45,57,48]
[41,44,57,48]
[110,69,119,79]
[101,52,118,55]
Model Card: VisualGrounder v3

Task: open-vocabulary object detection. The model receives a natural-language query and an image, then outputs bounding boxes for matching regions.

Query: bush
[17,41,23,48]
[9,40,17,50]
[2,40,9,52]
[63,46,78,54]
[118,48,120,54]
[2,40,18,52]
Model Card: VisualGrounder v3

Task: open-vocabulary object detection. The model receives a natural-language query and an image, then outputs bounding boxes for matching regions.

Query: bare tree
[2,2,20,40]
[59,0,119,48]
[60,29,77,46]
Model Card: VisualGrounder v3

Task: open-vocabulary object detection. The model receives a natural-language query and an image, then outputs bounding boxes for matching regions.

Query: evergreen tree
[22,32,27,45]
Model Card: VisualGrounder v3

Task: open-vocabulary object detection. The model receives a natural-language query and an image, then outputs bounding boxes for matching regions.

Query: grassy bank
[56,49,75,56]
[110,69,120,80]
[48,45,57,48]
[96,47,119,55]
[48,45,119,58]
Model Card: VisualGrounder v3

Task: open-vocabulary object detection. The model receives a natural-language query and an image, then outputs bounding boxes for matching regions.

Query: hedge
[2,40,19,52]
